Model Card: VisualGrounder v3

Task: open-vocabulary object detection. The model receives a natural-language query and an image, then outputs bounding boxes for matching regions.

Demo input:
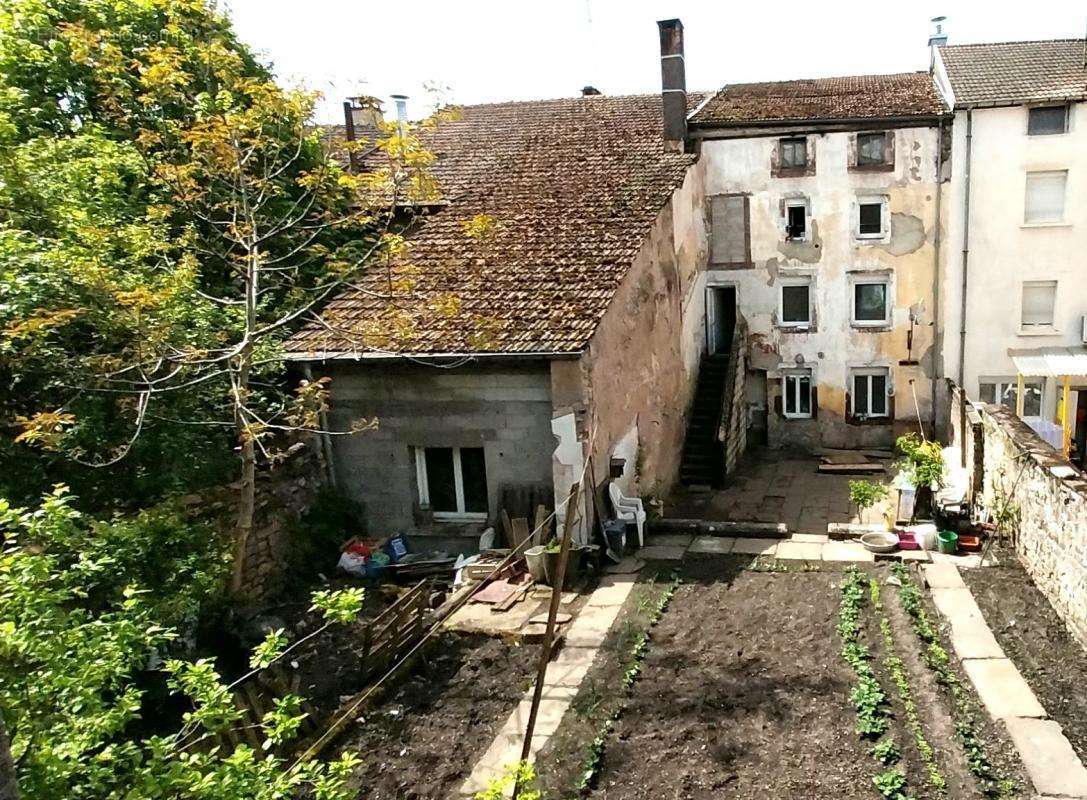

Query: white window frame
[782,369,813,419]
[1023,170,1068,225]
[784,197,810,242]
[978,378,1044,418]
[779,277,812,329]
[1019,279,1058,332]
[1027,104,1069,136]
[850,367,891,419]
[415,446,488,522]
[855,195,889,240]
[850,276,892,328]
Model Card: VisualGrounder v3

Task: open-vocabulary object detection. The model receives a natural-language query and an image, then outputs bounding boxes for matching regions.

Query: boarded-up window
[710,195,750,266]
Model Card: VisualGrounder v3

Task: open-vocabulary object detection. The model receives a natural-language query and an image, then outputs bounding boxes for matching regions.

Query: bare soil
[964,559,1087,765]
[331,632,536,800]
[587,560,877,799]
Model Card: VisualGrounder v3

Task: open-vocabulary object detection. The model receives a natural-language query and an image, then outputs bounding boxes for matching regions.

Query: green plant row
[870,578,947,796]
[837,568,911,800]
[572,575,680,797]
[890,564,1016,799]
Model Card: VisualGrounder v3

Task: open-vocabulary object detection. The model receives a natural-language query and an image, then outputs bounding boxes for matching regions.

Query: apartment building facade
[685,74,948,451]
[934,40,1087,462]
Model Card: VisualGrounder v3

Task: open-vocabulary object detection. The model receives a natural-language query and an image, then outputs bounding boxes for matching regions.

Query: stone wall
[944,382,1087,647]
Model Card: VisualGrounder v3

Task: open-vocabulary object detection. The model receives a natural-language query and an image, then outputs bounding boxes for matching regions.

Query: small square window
[853,280,890,326]
[780,282,811,327]
[780,137,807,169]
[416,446,489,520]
[1028,105,1068,136]
[1024,171,1067,224]
[785,202,807,240]
[857,133,888,166]
[851,368,890,418]
[858,201,884,236]
[783,370,813,418]
[1021,280,1057,328]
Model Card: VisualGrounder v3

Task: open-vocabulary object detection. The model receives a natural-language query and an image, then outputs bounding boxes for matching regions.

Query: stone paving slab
[822,540,875,562]
[791,533,829,543]
[647,534,693,547]
[1002,717,1087,798]
[731,537,778,555]
[689,536,735,554]
[963,659,1046,719]
[776,540,823,560]
[637,544,686,561]
[931,587,1006,659]
[584,575,638,608]
[923,562,966,589]
[929,552,983,568]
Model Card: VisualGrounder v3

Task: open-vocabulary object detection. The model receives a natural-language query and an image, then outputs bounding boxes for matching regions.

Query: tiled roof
[690,72,945,125]
[938,39,1087,107]
[286,93,700,357]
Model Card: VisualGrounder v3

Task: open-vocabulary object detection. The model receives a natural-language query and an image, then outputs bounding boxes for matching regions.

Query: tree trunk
[0,715,18,800]
[230,241,260,596]
[231,425,256,595]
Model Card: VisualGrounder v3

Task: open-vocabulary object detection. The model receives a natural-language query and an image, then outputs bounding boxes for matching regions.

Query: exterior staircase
[679,354,731,487]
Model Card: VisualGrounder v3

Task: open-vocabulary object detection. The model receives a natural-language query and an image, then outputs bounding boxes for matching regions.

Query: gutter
[688,113,950,140]
[957,109,973,387]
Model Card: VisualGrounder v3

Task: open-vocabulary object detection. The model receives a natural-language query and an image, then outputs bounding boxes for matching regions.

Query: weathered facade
[688,75,949,450]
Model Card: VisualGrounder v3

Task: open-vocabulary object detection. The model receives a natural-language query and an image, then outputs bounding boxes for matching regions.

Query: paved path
[456,566,640,797]
[922,563,1087,799]
[641,532,983,567]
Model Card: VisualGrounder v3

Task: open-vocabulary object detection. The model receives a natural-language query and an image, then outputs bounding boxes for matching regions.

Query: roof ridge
[715,71,929,91]
[941,37,1086,49]
[442,90,711,112]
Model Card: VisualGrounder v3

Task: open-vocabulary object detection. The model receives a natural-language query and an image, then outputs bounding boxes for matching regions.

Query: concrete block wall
[323,362,555,535]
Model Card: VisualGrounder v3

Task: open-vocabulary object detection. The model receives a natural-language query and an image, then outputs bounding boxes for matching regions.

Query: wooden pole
[511,481,581,800]
[1015,373,1025,418]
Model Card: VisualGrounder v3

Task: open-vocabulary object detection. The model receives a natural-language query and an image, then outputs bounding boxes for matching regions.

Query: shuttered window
[1024,171,1067,223]
[710,195,751,266]
[1021,280,1057,328]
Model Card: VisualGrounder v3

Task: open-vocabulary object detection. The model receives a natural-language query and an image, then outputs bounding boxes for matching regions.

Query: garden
[546,556,1031,800]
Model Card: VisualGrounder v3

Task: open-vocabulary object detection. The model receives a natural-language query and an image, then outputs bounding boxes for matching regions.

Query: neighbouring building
[934,39,1087,464]
[682,73,949,452]
[285,24,709,541]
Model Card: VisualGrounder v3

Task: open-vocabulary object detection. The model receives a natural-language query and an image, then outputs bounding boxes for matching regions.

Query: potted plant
[895,433,945,521]
[849,480,889,525]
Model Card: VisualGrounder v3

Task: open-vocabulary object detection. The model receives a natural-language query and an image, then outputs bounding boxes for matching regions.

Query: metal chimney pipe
[657,19,687,152]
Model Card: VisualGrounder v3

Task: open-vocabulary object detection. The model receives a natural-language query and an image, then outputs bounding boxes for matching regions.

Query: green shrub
[896,433,945,489]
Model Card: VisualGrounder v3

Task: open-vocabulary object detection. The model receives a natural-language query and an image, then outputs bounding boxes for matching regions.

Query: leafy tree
[0,0,444,589]
[0,485,363,799]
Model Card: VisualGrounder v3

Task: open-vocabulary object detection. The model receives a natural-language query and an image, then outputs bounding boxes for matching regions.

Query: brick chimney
[657,18,687,152]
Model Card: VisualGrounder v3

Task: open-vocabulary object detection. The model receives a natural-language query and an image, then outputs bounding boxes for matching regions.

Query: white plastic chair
[608,483,647,548]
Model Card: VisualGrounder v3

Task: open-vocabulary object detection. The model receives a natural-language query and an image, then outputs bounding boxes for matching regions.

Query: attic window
[857,132,888,166]
[780,137,807,169]
[1028,105,1068,136]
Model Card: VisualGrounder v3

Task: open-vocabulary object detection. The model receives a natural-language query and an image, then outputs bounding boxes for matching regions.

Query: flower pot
[542,545,585,589]
[937,530,958,554]
[524,546,548,583]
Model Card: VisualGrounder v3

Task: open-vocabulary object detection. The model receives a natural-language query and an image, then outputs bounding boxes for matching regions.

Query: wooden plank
[232,693,263,748]
[817,463,885,474]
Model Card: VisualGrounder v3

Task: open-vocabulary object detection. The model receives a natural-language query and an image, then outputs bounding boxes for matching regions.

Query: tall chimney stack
[657,18,687,152]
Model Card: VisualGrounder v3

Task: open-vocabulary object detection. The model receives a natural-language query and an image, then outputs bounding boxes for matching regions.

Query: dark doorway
[707,286,737,355]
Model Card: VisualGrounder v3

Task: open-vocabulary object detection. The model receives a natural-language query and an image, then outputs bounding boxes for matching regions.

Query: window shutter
[711,195,749,265]
[1021,281,1056,326]
[1025,172,1067,223]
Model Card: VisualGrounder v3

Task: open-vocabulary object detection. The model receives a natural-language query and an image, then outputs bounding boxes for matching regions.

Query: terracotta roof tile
[287,93,701,357]
[690,72,945,125]
[938,39,1087,107]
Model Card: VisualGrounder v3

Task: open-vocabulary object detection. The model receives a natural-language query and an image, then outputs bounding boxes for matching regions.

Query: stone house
[684,73,949,451]
[933,39,1087,464]
[285,35,711,541]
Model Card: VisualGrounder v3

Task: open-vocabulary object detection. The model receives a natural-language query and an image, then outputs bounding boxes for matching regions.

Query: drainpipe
[303,363,338,488]
[931,116,944,435]
[957,109,973,389]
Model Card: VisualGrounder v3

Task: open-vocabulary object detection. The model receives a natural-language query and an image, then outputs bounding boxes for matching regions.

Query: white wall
[701,125,942,449]
[942,103,1087,420]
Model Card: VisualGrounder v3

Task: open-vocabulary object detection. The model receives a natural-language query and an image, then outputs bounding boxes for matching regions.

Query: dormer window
[1028,105,1069,136]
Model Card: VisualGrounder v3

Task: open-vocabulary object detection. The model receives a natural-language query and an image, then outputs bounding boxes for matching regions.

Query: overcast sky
[224,1,1087,123]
